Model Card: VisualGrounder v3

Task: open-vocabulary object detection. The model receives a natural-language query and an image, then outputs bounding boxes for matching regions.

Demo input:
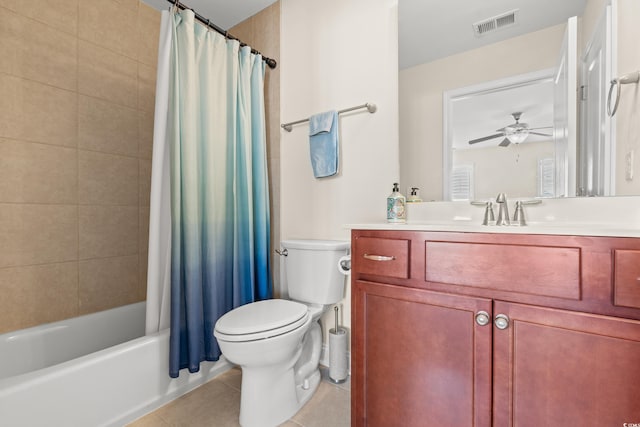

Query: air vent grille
[473,9,518,36]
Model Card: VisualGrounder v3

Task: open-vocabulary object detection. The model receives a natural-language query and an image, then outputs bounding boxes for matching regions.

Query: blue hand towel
[308,110,339,178]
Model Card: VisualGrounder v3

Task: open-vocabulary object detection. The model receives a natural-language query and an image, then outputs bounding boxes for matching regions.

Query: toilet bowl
[214,239,349,427]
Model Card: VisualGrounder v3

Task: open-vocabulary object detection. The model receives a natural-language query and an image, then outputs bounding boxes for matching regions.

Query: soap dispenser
[387,183,406,223]
[407,187,422,203]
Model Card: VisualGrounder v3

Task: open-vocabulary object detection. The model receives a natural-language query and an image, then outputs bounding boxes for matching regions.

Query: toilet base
[238,365,321,427]
[295,367,321,408]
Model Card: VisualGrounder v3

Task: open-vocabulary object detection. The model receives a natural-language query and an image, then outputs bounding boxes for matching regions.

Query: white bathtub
[0,302,230,427]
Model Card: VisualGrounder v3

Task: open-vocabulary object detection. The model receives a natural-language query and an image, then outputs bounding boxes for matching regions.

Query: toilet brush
[329,305,348,383]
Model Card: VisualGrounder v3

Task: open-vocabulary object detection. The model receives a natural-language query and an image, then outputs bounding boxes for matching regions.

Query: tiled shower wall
[0,1,281,334]
[0,0,160,334]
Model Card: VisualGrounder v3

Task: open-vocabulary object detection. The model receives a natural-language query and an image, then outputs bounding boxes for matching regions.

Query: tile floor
[127,366,350,427]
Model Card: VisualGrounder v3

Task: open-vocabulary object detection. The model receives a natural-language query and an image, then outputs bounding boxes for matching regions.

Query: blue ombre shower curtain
[146,9,272,378]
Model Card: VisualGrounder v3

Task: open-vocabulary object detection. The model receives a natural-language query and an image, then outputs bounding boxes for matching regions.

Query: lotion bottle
[407,187,422,203]
[387,183,406,223]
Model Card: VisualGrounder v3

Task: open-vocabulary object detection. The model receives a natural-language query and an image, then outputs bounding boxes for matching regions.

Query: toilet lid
[214,299,309,342]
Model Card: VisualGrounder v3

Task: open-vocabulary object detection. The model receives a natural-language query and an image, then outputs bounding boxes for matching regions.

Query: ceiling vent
[473,9,518,37]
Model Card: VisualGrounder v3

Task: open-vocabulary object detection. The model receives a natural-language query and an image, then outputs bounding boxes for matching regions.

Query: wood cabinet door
[493,301,640,427]
[352,280,493,427]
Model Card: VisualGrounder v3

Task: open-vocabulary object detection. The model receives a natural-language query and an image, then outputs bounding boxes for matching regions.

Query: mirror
[399,0,640,200]
[444,69,556,200]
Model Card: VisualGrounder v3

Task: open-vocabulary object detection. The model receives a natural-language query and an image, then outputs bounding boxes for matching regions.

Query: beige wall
[454,141,555,199]
[231,1,282,294]
[400,24,566,201]
[0,0,159,334]
[280,0,399,344]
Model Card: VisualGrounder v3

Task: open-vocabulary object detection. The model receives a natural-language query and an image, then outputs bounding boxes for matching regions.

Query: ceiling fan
[468,112,553,147]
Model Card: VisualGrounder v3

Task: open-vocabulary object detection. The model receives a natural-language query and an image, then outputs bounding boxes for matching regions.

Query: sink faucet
[495,193,510,226]
[512,199,542,226]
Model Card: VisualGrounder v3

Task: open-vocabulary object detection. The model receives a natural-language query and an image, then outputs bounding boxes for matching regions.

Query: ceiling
[451,77,555,150]
[399,0,587,69]
[142,0,587,72]
[141,0,278,29]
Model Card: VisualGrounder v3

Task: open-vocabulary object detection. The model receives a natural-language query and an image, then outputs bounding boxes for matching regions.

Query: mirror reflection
[399,0,640,200]
[445,70,555,200]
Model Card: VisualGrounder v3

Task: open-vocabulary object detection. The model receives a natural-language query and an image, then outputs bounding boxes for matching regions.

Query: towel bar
[281,102,377,132]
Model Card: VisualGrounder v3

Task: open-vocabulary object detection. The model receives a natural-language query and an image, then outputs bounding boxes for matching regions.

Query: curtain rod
[281,103,377,132]
[167,0,277,69]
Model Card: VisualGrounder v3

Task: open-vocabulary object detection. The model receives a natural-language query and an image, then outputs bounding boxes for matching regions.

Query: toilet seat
[214,299,310,342]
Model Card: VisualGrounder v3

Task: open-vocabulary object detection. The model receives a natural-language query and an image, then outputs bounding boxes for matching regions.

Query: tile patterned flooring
[127,366,350,427]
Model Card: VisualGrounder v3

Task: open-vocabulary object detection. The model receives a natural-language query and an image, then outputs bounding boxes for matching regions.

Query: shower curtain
[146,9,272,378]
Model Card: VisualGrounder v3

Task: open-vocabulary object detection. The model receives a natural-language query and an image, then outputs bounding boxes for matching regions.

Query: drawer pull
[363,254,396,262]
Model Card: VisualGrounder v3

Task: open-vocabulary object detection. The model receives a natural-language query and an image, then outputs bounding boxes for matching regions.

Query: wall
[231,1,282,293]
[280,0,399,339]
[454,141,555,199]
[0,0,159,334]
[400,24,566,201]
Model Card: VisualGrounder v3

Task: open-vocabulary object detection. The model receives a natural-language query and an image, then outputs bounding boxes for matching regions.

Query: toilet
[213,239,349,427]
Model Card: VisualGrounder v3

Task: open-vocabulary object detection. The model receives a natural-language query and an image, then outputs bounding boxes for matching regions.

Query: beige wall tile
[79,95,139,156]
[79,205,138,259]
[230,18,253,44]
[139,206,149,257]
[0,0,79,35]
[0,74,77,147]
[79,0,138,60]
[0,262,78,334]
[139,159,152,206]
[138,109,154,159]
[138,250,148,300]
[79,255,140,314]
[138,63,157,112]
[0,204,78,268]
[79,150,139,206]
[0,139,77,204]
[138,207,149,300]
[0,8,77,91]
[250,2,280,58]
[79,40,138,108]
[138,2,161,67]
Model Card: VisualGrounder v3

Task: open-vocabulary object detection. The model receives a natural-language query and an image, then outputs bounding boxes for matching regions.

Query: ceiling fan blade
[528,126,553,130]
[529,131,553,137]
[469,133,504,144]
[498,138,511,147]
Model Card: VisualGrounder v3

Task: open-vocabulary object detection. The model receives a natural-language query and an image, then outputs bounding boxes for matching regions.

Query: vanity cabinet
[351,230,640,427]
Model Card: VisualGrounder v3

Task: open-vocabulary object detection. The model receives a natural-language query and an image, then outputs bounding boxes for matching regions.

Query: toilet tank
[281,239,350,305]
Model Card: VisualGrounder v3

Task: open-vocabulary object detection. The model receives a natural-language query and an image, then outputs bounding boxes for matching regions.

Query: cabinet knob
[475,311,490,326]
[494,314,510,330]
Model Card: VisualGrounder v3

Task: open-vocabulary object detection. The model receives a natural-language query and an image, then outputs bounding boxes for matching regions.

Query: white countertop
[346,196,640,238]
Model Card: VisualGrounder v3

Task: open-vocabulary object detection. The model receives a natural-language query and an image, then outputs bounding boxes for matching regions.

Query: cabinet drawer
[425,241,581,300]
[353,236,409,279]
[614,250,640,309]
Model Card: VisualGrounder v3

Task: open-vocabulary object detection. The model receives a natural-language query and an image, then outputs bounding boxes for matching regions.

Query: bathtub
[0,302,231,427]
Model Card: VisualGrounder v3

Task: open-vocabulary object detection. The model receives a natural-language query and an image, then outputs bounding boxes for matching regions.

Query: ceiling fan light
[506,129,529,144]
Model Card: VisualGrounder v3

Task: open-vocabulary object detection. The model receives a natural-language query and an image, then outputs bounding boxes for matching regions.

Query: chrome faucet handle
[495,193,510,226]
[512,199,542,226]
[471,201,495,226]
